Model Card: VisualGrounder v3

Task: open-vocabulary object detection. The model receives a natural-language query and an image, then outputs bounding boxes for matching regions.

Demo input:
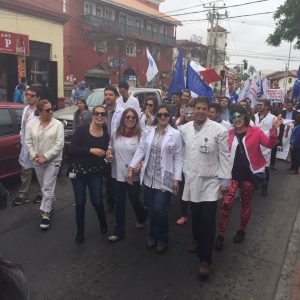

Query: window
[126,42,136,56]
[159,25,165,34]
[104,8,114,20]
[147,22,152,31]
[96,6,103,17]
[0,109,14,137]
[84,1,96,15]
[94,40,107,53]
[119,13,127,24]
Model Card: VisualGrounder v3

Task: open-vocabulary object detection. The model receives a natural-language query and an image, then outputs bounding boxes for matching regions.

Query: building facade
[266,70,297,91]
[64,0,180,88]
[0,0,68,101]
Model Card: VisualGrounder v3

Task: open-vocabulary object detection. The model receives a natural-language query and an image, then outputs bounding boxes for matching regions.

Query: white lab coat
[19,106,37,170]
[116,95,141,115]
[180,119,231,203]
[110,105,124,135]
[254,112,275,165]
[129,125,183,193]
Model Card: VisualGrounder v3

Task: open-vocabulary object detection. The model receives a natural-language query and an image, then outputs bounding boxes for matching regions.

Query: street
[0,160,300,300]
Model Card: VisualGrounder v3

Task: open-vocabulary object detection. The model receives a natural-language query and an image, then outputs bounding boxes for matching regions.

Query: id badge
[199,145,209,154]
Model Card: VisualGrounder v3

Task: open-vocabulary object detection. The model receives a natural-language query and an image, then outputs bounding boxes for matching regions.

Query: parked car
[54,88,163,143]
[0,102,25,179]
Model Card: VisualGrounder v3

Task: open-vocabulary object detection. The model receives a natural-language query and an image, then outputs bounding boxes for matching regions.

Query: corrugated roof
[101,0,181,25]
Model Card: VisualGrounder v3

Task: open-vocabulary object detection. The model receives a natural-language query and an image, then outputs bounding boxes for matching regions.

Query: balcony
[82,14,176,46]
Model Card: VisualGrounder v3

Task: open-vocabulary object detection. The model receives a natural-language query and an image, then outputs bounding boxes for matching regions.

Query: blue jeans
[144,186,170,247]
[71,175,106,228]
[114,181,146,238]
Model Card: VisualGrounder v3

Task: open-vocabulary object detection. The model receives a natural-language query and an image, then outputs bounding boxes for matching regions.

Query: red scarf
[122,128,136,138]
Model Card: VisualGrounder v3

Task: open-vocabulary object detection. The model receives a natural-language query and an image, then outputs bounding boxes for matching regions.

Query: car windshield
[86,90,105,108]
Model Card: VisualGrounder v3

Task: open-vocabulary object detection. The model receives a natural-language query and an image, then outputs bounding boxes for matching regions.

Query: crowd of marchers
[11,81,300,282]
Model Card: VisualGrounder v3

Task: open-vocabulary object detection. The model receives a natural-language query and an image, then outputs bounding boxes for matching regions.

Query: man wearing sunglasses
[254,99,276,197]
[14,87,42,206]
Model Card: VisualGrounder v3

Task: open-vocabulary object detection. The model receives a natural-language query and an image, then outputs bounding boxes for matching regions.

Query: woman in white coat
[127,104,183,254]
[25,100,64,230]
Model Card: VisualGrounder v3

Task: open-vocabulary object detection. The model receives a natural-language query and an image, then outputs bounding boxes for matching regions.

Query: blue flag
[292,66,300,100]
[167,49,185,98]
[186,64,213,100]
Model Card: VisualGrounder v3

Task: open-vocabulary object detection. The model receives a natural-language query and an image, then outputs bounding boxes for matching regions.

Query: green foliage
[267,0,300,48]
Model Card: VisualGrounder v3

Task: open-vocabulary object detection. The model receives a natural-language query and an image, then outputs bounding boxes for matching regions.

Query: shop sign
[108,58,127,68]
[268,89,285,102]
[0,31,30,56]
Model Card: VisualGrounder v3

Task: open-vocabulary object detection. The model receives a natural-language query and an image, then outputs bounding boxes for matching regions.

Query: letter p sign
[5,38,11,48]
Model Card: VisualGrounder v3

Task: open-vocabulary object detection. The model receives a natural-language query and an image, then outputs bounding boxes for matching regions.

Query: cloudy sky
[160,0,300,73]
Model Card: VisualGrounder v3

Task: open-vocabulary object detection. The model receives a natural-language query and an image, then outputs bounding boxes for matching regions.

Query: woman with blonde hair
[107,108,147,242]
[25,99,64,229]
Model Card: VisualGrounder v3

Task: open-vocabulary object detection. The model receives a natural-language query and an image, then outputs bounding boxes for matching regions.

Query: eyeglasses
[146,103,154,107]
[157,113,170,118]
[125,115,136,120]
[93,111,107,117]
[43,108,53,113]
[26,93,37,98]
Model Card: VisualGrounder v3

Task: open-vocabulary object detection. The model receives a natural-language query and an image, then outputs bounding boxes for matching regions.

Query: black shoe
[215,235,224,251]
[40,216,50,229]
[33,195,42,203]
[13,197,29,206]
[233,230,245,243]
[147,239,156,249]
[156,245,168,254]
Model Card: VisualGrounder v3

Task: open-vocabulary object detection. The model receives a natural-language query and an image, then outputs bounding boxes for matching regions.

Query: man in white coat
[116,81,141,115]
[180,96,231,279]
[13,87,42,206]
[254,99,276,197]
[104,86,124,211]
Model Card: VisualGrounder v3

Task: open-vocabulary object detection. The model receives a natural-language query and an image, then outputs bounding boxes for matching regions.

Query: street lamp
[116,37,124,84]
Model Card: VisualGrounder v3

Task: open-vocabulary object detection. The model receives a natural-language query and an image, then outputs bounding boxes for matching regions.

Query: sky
[160,0,300,73]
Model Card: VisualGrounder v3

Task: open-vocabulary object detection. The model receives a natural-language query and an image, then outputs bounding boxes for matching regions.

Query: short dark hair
[193,96,209,107]
[182,89,191,96]
[294,113,300,125]
[118,81,129,90]
[27,86,41,98]
[104,86,119,97]
[221,96,230,102]
[209,102,221,114]
[172,92,181,97]
[258,98,271,107]
[231,104,250,126]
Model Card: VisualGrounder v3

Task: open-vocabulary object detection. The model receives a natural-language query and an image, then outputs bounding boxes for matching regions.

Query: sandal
[176,216,187,225]
[108,235,121,243]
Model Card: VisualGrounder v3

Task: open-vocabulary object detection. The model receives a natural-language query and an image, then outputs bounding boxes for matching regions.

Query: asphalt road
[0,160,299,300]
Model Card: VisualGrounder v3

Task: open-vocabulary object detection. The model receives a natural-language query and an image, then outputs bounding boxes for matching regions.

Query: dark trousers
[104,163,115,208]
[270,146,277,166]
[114,181,147,238]
[71,175,106,229]
[291,148,300,170]
[261,166,270,191]
[144,186,170,247]
[191,201,218,264]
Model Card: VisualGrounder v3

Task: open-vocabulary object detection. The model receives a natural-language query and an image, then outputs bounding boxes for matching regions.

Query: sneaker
[40,216,50,229]
[233,230,245,243]
[33,195,42,203]
[215,235,224,251]
[176,216,187,225]
[13,197,29,206]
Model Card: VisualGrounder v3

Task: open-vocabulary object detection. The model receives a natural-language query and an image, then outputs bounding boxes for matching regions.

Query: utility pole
[206,4,216,68]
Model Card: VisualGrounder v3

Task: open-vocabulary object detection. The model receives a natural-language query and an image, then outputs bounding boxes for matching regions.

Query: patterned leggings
[218,180,255,237]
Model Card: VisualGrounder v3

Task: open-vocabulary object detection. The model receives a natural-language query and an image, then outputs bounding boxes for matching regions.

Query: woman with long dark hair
[127,104,183,254]
[69,105,109,244]
[73,98,92,130]
[215,105,282,250]
[140,97,158,130]
[107,108,147,242]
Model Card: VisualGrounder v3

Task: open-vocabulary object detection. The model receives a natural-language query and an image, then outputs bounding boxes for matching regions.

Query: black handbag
[235,133,266,189]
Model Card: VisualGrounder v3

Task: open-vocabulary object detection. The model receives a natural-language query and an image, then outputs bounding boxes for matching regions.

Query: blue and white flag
[292,66,300,100]
[186,63,213,100]
[146,47,158,82]
[167,48,185,98]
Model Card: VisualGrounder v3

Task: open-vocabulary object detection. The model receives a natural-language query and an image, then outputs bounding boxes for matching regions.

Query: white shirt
[116,95,141,115]
[111,134,140,182]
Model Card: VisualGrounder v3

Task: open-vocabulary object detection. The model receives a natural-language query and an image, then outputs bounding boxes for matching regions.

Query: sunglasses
[43,108,53,113]
[146,103,154,107]
[125,115,136,120]
[26,93,37,98]
[157,112,170,118]
[93,111,107,117]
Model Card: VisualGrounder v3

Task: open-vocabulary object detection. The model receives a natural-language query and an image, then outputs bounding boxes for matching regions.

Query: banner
[268,89,285,102]
[0,31,30,56]
[276,119,294,160]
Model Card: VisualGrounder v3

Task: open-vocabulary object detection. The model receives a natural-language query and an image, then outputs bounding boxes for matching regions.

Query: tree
[267,0,300,48]
[248,65,256,76]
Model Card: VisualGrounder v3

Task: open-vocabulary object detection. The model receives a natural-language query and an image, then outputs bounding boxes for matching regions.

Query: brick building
[64,0,180,88]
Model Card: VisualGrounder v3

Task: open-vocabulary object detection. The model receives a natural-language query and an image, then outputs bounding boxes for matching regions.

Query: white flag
[190,60,206,72]
[225,77,230,98]
[146,47,158,82]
